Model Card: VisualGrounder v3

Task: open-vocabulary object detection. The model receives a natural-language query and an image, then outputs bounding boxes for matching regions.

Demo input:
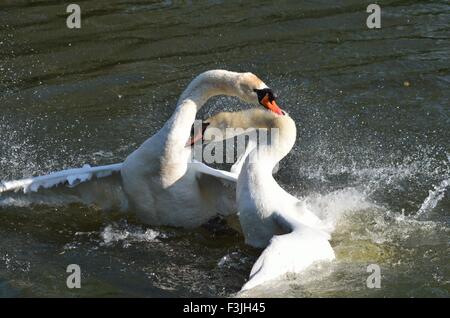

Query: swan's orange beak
[186,122,209,147]
[187,131,202,147]
[260,94,283,115]
[255,88,284,115]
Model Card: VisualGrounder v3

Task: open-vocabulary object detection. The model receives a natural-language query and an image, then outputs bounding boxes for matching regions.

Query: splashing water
[99,223,161,247]
[1,0,449,297]
[416,178,450,220]
[66,221,163,249]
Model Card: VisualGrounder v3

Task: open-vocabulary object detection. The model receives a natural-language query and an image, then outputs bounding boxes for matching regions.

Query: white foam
[99,223,160,248]
[299,187,375,232]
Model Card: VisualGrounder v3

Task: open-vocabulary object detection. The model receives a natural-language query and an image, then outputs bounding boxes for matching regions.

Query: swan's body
[203,109,335,291]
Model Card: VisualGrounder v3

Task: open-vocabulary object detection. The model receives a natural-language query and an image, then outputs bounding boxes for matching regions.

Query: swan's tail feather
[0,163,123,194]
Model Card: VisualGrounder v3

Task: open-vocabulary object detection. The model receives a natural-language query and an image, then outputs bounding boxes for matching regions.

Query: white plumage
[203,109,336,291]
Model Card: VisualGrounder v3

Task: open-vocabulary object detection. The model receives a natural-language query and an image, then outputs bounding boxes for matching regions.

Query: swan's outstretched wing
[189,159,238,182]
[0,160,237,214]
[0,163,122,194]
[0,163,128,210]
[241,212,335,291]
[189,159,238,218]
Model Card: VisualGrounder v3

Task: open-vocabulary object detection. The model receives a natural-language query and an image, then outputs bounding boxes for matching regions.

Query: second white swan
[201,108,335,291]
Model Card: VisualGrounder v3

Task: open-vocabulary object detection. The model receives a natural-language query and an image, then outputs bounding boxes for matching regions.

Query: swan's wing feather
[0,163,128,210]
[188,160,238,217]
[273,209,331,240]
[0,163,123,194]
[188,160,238,182]
[241,213,335,291]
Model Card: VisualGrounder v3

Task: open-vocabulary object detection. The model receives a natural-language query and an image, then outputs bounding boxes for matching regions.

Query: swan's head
[189,108,295,150]
[236,72,284,115]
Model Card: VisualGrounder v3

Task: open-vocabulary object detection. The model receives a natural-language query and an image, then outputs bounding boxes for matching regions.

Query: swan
[200,108,335,291]
[0,70,284,229]
[120,70,283,227]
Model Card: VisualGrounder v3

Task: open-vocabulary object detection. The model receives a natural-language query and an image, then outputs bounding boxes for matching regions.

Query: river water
[0,0,449,297]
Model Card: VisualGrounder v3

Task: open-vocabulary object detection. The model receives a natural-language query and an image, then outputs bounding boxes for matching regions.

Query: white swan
[1,70,284,229]
[121,70,282,227]
[201,108,335,291]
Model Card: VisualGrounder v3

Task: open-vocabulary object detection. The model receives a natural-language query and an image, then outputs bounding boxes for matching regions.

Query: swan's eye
[253,88,277,103]
[253,88,284,115]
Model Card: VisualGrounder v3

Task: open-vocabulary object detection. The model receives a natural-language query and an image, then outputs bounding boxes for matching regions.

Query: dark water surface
[0,0,449,297]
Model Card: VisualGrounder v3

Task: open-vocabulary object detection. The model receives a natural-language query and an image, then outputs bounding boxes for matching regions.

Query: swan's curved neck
[165,70,241,150]
[246,117,296,176]
[178,70,241,108]
[203,108,296,177]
